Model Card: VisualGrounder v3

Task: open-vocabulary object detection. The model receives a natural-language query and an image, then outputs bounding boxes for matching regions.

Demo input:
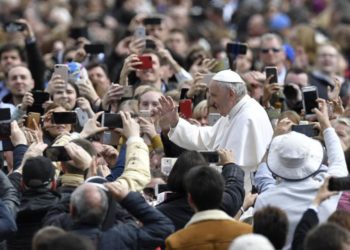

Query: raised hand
[155,96,179,128]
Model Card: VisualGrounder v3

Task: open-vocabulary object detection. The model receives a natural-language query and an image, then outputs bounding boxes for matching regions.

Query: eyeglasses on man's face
[261,48,281,54]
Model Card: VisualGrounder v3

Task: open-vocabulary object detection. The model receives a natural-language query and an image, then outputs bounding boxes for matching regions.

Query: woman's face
[43,107,72,138]
[52,83,77,110]
[138,91,162,116]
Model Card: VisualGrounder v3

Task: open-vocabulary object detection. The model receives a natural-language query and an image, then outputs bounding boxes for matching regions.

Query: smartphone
[54,64,69,82]
[0,108,11,122]
[101,113,123,129]
[31,91,50,105]
[265,67,278,84]
[84,44,105,54]
[180,88,189,100]
[101,131,120,146]
[202,73,215,85]
[145,39,157,50]
[226,42,248,56]
[44,146,71,161]
[134,26,146,39]
[26,112,41,130]
[69,27,88,39]
[292,124,319,137]
[161,157,177,176]
[200,151,219,163]
[155,184,169,196]
[143,17,162,25]
[75,108,89,127]
[179,99,192,119]
[123,86,134,98]
[328,177,350,191]
[0,123,11,139]
[138,110,152,122]
[52,112,77,124]
[250,172,258,194]
[135,56,153,70]
[208,113,221,126]
[4,22,25,32]
[302,86,318,116]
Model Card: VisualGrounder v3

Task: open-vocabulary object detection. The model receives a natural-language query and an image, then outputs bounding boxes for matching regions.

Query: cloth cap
[267,131,324,180]
[229,234,274,250]
[212,70,244,84]
[23,156,56,188]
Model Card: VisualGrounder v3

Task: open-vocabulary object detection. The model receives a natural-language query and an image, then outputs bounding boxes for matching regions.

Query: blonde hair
[193,100,208,119]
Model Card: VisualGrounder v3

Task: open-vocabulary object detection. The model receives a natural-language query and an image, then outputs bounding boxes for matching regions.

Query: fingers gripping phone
[302,86,318,117]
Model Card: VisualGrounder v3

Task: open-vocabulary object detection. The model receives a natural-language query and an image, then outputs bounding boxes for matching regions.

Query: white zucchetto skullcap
[212,70,244,84]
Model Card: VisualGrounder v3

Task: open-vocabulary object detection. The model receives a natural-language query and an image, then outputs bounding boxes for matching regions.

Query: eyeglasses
[261,48,281,54]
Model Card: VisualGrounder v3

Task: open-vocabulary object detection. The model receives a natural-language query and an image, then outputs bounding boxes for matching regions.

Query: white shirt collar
[228,95,250,121]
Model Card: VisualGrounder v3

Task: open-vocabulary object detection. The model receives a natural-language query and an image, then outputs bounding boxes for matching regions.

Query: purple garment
[337,191,350,212]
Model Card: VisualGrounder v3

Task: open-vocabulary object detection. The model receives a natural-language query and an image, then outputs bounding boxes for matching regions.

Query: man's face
[1,50,22,73]
[208,81,234,116]
[316,45,338,75]
[260,38,285,67]
[136,53,162,86]
[145,23,167,41]
[88,66,111,97]
[6,66,34,96]
[285,72,309,89]
[166,32,187,56]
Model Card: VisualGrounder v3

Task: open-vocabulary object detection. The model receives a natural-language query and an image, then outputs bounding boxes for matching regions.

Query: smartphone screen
[102,113,123,128]
[44,146,71,161]
[52,112,77,124]
[291,124,319,137]
[179,99,192,119]
[200,151,219,163]
[226,42,247,56]
[265,67,278,84]
[84,44,105,54]
[4,22,25,32]
[0,108,11,121]
[303,88,318,115]
[135,56,153,70]
[31,91,50,104]
[134,26,146,39]
[123,86,134,98]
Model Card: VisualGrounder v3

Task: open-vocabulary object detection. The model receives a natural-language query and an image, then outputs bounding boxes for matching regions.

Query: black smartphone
[52,112,77,124]
[180,88,189,100]
[0,108,11,121]
[328,177,350,191]
[200,151,219,163]
[84,44,105,54]
[292,124,319,137]
[101,113,123,129]
[145,39,157,49]
[0,140,14,152]
[69,27,88,39]
[0,123,11,139]
[265,67,278,84]
[31,91,50,105]
[155,184,169,196]
[302,86,318,116]
[4,22,25,32]
[226,42,247,56]
[44,146,71,161]
[143,17,162,25]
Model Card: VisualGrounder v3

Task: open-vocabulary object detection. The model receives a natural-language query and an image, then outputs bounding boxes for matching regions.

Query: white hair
[219,81,247,98]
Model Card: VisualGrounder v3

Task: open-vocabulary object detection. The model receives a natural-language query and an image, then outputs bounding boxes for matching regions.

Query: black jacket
[71,192,174,250]
[156,163,245,231]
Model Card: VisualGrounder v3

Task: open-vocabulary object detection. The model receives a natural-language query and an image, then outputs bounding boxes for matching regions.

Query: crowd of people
[0,0,350,249]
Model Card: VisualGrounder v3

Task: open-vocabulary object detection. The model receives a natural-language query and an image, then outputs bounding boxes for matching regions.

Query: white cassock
[169,95,273,172]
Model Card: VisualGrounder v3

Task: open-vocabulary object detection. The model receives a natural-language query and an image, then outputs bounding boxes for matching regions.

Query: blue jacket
[71,192,174,250]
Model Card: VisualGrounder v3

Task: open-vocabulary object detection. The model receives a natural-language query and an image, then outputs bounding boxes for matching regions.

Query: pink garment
[337,192,350,212]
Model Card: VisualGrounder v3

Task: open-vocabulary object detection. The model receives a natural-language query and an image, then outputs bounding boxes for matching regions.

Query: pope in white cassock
[158,70,273,178]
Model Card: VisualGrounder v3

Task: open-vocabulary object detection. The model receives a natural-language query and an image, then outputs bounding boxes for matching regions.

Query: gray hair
[219,81,247,98]
[261,33,283,46]
[70,183,108,226]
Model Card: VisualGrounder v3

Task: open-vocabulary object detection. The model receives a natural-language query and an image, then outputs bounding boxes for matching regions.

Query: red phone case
[136,56,153,70]
[179,99,192,119]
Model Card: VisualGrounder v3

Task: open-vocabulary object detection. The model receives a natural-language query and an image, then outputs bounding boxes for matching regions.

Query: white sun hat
[267,131,324,181]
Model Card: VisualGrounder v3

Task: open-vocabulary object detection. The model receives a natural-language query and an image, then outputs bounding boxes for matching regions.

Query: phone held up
[302,86,318,118]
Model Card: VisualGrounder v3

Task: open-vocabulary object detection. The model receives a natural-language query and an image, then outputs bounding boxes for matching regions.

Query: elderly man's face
[208,81,235,116]
[316,45,338,75]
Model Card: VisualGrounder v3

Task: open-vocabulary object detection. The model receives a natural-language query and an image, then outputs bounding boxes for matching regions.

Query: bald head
[70,183,108,226]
